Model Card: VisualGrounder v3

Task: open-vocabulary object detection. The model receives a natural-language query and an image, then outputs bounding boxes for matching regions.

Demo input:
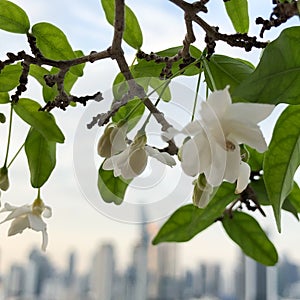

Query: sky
[0,0,300,276]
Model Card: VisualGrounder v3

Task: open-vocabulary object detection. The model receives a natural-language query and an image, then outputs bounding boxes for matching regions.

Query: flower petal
[41,229,48,251]
[223,144,241,183]
[235,161,251,194]
[226,122,268,152]
[145,146,176,167]
[206,86,231,119]
[43,206,52,218]
[0,204,31,223]
[181,120,203,136]
[8,216,30,236]
[227,103,274,124]
[28,213,47,232]
[124,148,148,178]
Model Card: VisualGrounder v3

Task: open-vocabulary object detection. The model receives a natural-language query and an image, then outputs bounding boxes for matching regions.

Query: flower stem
[3,104,14,167]
[191,69,202,121]
[7,142,25,168]
[202,58,217,91]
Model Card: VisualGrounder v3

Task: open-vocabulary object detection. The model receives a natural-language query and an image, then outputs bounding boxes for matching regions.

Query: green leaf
[112,98,145,132]
[149,78,171,102]
[224,0,249,33]
[222,211,278,266]
[133,46,202,78]
[233,27,300,104]
[13,98,65,143]
[31,22,83,76]
[152,182,235,244]
[25,128,56,188]
[264,105,300,231]
[98,164,132,205]
[204,55,254,93]
[251,177,299,220]
[0,92,9,104]
[245,146,264,172]
[0,64,22,92]
[0,0,30,33]
[101,0,143,49]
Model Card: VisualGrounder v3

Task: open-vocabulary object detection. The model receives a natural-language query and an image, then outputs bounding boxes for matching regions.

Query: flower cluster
[98,124,176,179]
[177,86,274,207]
[0,197,52,251]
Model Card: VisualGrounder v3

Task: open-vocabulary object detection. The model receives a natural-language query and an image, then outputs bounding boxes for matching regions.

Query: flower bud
[0,167,9,191]
[97,125,115,157]
[192,174,213,208]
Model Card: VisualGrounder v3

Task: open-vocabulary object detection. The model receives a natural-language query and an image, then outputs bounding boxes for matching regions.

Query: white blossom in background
[0,198,52,251]
[103,134,176,179]
[179,86,274,197]
[97,123,128,158]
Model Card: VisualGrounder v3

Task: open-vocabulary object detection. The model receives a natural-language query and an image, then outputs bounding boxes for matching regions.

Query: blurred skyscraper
[90,243,115,300]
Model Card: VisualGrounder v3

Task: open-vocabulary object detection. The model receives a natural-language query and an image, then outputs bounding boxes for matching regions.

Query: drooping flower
[103,134,176,179]
[0,198,52,251]
[180,86,274,194]
[97,123,127,158]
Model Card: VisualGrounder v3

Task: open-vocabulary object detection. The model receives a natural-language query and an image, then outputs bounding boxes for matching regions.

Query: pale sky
[0,0,300,276]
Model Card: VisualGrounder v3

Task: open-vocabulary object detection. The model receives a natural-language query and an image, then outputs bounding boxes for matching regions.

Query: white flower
[0,199,52,251]
[103,134,176,179]
[97,123,127,158]
[180,86,274,194]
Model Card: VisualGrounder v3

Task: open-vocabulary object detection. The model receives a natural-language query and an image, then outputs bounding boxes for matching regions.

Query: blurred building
[90,243,115,300]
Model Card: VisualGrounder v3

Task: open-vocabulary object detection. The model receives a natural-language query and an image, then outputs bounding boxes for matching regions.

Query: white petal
[161,127,180,141]
[193,185,214,208]
[235,161,251,194]
[223,145,241,183]
[8,216,30,236]
[0,204,31,223]
[206,86,231,119]
[181,120,203,136]
[124,148,147,178]
[227,122,268,152]
[28,213,47,232]
[181,135,206,176]
[145,146,176,167]
[227,103,274,124]
[41,229,48,251]
[43,206,52,218]
[110,125,128,155]
[204,139,227,187]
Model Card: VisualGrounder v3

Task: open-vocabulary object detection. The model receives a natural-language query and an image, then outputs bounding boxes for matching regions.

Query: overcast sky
[0,0,300,276]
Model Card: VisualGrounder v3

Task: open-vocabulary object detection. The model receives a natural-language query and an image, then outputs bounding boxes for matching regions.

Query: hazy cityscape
[1,219,300,300]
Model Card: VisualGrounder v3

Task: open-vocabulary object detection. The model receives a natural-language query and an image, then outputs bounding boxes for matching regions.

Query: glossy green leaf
[204,55,254,93]
[0,92,9,104]
[233,27,300,104]
[31,22,83,76]
[25,128,56,188]
[264,105,300,231]
[101,0,143,49]
[152,182,235,244]
[0,64,22,92]
[222,211,278,266]
[98,164,132,205]
[245,146,264,172]
[112,98,145,132]
[0,0,30,33]
[251,177,299,220]
[133,46,202,78]
[288,182,300,213]
[224,0,249,33]
[13,98,65,143]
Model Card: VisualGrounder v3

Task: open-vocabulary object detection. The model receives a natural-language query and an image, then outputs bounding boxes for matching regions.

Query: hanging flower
[0,198,52,251]
[103,134,176,179]
[180,86,274,194]
[97,123,127,158]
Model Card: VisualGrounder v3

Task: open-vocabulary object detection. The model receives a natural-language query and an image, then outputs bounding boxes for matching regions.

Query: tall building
[90,243,115,300]
[5,264,25,298]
